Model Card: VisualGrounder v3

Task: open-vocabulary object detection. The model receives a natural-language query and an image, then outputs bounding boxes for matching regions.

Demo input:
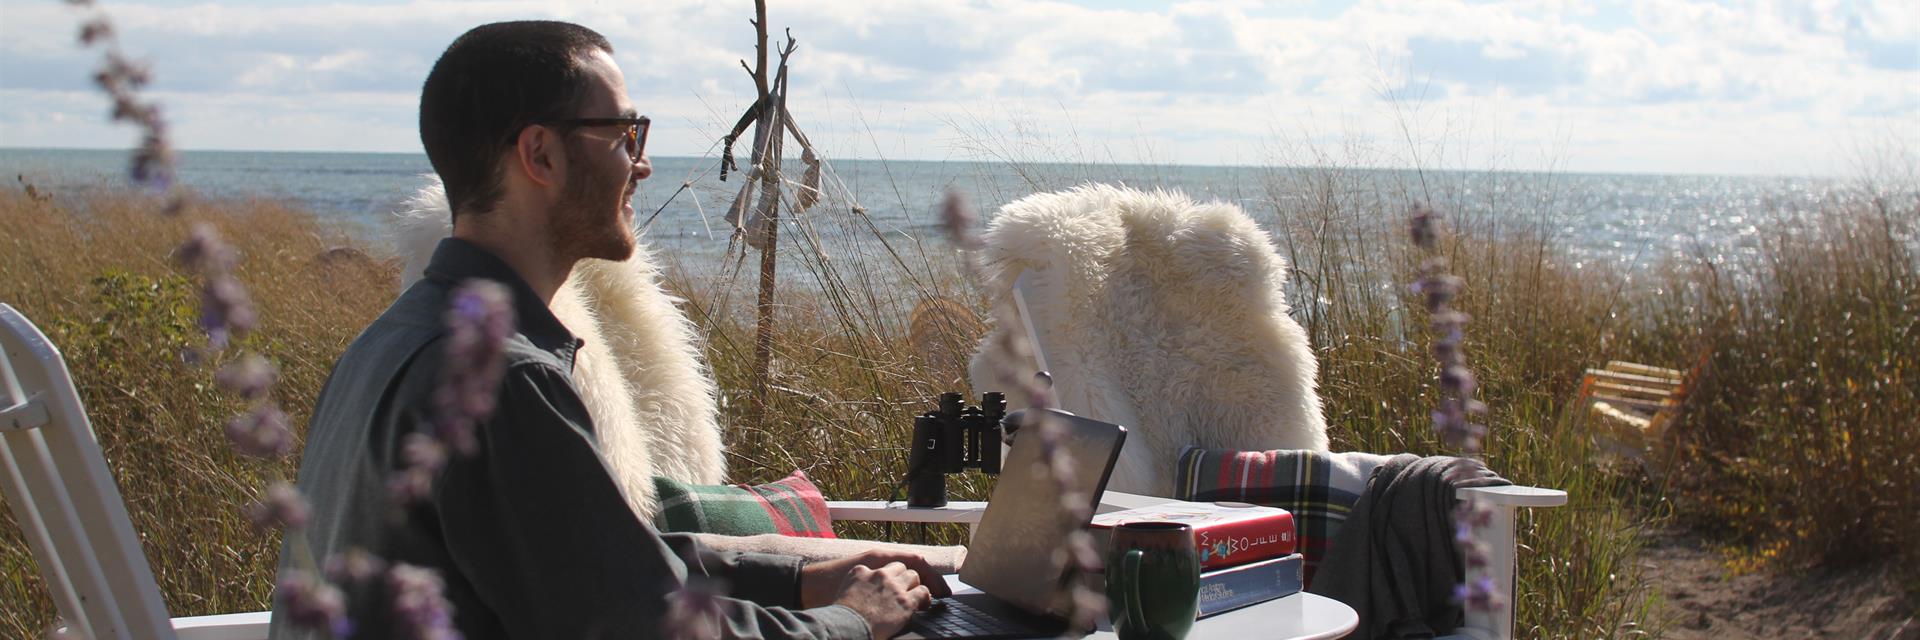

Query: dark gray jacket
[269,238,869,639]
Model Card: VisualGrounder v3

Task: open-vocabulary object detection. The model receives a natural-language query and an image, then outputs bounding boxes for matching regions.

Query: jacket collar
[420,237,582,365]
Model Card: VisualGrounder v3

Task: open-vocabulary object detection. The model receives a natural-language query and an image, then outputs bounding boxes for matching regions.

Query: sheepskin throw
[968,184,1331,497]
[393,177,726,518]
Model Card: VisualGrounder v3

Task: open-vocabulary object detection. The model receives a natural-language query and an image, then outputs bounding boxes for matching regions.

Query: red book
[1089,501,1296,571]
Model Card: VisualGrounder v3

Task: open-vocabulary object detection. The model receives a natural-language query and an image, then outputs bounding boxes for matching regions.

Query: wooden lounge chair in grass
[1577,359,1699,460]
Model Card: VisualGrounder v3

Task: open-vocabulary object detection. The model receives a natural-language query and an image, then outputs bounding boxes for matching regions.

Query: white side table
[940,575,1358,640]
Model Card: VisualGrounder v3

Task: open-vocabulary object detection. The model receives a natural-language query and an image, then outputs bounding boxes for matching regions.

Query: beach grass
[1,162,1914,637]
[0,191,390,635]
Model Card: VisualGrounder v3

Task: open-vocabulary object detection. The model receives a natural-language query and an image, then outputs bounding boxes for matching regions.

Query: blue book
[1196,553,1304,618]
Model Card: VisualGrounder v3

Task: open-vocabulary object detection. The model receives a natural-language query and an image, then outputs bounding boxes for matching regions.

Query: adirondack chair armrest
[1457,484,1568,640]
[1459,484,1568,508]
[171,610,272,640]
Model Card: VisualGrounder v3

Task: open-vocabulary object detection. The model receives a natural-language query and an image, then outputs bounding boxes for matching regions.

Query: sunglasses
[547,116,650,161]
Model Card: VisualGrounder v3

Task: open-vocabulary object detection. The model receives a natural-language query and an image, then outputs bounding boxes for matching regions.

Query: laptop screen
[958,409,1127,616]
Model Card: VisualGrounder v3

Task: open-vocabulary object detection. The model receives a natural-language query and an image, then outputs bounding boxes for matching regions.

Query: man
[271,21,942,639]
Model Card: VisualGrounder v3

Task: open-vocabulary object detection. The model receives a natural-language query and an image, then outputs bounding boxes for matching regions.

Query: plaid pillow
[653,470,837,538]
[1174,447,1389,586]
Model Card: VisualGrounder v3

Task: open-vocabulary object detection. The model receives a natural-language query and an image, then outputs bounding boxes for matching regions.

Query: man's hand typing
[800,550,953,638]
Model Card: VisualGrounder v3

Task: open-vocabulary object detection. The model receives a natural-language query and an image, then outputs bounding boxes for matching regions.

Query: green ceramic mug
[1106,521,1200,640]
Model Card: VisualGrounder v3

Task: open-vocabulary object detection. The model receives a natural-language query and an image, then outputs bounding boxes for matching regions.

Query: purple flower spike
[1453,574,1501,610]
[174,224,236,273]
[388,433,449,504]
[244,481,310,531]
[1409,204,1440,250]
[325,548,388,586]
[433,280,515,457]
[78,18,111,45]
[216,354,278,401]
[388,564,460,640]
[224,404,293,458]
[203,276,258,333]
[663,577,727,640]
[1440,365,1477,398]
[277,570,350,638]
[1409,204,1505,611]
[940,190,981,250]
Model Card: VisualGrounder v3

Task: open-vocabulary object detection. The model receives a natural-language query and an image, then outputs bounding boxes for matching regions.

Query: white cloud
[0,0,1913,176]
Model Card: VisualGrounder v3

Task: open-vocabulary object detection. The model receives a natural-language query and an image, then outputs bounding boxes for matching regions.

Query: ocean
[0,147,1855,279]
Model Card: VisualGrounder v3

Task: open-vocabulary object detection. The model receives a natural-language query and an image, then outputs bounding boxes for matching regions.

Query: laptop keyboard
[906,597,1037,638]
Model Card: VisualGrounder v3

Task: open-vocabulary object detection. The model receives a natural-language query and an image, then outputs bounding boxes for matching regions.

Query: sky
[1,0,1916,177]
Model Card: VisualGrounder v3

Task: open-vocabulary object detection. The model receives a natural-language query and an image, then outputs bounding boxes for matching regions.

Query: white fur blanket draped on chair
[392,178,964,571]
[968,184,1331,497]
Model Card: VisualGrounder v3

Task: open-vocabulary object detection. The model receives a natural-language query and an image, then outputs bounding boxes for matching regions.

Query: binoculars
[904,391,1007,508]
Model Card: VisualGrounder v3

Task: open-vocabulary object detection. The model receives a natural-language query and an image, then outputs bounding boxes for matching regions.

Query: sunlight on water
[2,147,1898,284]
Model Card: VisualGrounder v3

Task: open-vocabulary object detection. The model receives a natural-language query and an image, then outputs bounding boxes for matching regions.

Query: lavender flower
[278,570,351,638]
[325,548,388,586]
[388,433,448,504]
[224,404,293,458]
[662,576,727,640]
[201,275,259,352]
[1408,203,1499,612]
[244,481,311,531]
[216,354,277,401]
[173,225,259,354]
[386,280,513,503]
[173,223,237,272]
[433,280,515,456]
[1409,206,1487,451]
[939,191,982,251]
[388,564,460,640]
[77,18,111,45]
[1451,575,1501,611]
[68,0,175,195]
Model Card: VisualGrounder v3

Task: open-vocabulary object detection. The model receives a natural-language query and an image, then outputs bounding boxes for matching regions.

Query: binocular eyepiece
[905,391,1007,508]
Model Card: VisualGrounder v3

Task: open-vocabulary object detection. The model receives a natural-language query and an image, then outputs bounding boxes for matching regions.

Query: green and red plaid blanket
[654,470,838,538]
[1174,447,1392,585]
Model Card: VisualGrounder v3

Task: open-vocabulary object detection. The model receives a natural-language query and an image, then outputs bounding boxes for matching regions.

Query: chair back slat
[0,436,97,638]
[1,304,176,639]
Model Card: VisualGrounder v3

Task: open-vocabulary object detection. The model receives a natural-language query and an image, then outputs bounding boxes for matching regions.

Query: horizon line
[0,144,1847,182]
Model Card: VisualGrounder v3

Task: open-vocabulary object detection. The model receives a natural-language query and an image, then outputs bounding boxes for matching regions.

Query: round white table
[940,575,1358,640]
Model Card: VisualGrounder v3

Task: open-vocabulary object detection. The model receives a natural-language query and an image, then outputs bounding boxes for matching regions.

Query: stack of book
[1088,501,1304,618]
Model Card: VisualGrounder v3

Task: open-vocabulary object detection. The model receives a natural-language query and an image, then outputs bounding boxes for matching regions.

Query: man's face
[550,49,648,263]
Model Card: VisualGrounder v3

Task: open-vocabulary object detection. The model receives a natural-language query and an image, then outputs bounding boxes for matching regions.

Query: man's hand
[800,550,952,638]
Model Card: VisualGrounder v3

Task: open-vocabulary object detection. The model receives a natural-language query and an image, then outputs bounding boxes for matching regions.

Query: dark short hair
[419,21,614,220]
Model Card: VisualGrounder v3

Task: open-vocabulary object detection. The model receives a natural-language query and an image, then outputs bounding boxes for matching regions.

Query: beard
[550,141,637,262]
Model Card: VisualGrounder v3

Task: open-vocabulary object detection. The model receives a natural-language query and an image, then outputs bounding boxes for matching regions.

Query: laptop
[897,409,1128,639]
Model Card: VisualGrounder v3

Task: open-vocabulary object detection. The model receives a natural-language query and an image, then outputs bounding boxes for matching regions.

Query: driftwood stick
[745,0,783,432]
[751,0,769,97]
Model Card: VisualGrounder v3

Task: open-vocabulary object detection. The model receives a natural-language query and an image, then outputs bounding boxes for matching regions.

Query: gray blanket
[1307,454,1510,639]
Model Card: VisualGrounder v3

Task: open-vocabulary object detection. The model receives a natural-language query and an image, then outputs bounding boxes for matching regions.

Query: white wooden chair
[1,303,271,639]
[981,269,1568,640]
